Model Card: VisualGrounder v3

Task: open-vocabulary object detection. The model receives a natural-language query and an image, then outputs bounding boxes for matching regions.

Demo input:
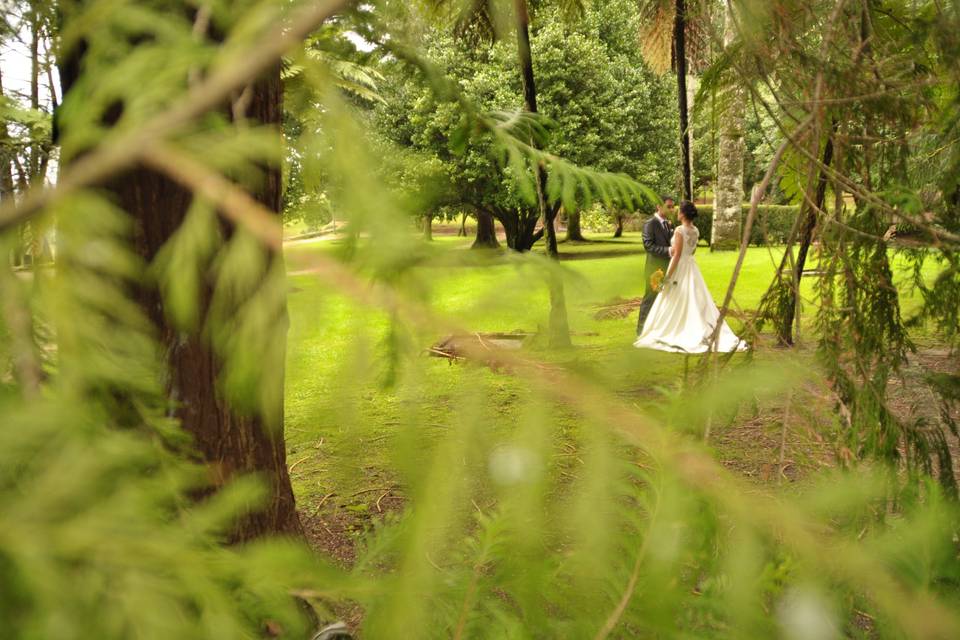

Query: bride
[634,201,748,353]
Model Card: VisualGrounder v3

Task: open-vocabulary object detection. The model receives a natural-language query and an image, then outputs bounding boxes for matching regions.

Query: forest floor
[281,232,957,631]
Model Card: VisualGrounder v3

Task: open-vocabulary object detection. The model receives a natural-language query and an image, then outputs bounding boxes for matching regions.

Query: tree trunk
[543,202,561,258]
[472,209,500,249]
[423,213,433,241]
[29,10,40,181]
[513,0,571,346]
[59,24,300,542]
[613,214,625,238]
[711,1,745,250]
[674,0,692,202]
[498,210,519,250]
[458,211,467,237]
[493,207,540,251]
[783,135,834,343]
[566,208,586,242]
[26,11,46,265]
[763,130,834,346]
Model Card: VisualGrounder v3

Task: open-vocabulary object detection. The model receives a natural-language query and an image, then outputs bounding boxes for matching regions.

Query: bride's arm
[665,230,683,281]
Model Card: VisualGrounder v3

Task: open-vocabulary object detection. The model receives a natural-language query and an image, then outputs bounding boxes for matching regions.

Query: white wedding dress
[634,225,748,353]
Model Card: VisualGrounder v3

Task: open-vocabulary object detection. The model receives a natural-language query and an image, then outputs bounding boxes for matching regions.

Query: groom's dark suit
[637,214,673,333]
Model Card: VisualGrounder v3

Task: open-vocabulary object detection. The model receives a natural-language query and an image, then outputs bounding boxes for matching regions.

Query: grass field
[282,231,940,560]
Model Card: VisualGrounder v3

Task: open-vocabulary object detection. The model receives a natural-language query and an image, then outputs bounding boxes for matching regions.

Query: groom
[637,196,675,333]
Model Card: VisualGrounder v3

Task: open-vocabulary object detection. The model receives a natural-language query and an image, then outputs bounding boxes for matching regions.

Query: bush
[579,203,614,232]
[693,204,800,246]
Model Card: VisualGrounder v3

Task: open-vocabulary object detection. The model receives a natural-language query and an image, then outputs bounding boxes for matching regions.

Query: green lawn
[282,233,939,529]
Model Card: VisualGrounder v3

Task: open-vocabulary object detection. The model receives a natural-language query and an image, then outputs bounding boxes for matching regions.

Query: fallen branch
[593,296,643,320]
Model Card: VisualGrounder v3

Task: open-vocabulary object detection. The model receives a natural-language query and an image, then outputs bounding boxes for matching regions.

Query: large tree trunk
[472,209,500,249]
[513,0,571,347]
[565,208,586,242]
[59,19,300,542]
[423,213,433,241]
[711,1,745,250]
[493,207,541,251]
[499,210,519,250]
[674,0,692,202]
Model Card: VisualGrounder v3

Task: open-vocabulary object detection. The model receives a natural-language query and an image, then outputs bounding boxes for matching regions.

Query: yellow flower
[650,268,664,292]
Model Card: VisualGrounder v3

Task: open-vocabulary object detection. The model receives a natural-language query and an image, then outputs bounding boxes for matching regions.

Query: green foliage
[0,396,341,639]
[694,203,799,246]
[369,1,674,246]
[0,98,52,159]
[3,1,960,639]
[693,0,960,489]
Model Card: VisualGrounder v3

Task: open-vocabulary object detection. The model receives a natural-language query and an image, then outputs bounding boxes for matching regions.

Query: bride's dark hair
[679,200,698,221]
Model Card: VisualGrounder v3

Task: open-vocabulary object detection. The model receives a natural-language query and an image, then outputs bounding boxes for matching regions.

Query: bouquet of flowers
[650,268,665,292]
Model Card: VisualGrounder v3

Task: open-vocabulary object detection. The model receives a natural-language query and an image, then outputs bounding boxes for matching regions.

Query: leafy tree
[283,24,386,232]
[708,0,960,490]
[374,3,675,245]
[373,36,529,247]
[532,4,676,240]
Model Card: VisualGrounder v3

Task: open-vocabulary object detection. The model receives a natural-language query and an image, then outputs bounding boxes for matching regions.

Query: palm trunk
[513,0,571,347]
[711,1,745,250]
[29,11,40,181]
[674,0,692,201]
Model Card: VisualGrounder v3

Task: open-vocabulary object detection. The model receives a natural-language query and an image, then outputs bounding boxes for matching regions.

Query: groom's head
[657,196,675,218]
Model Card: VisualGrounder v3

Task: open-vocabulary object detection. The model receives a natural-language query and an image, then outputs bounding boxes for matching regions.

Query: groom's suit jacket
[642,215,673,285]
[637,214,674,332]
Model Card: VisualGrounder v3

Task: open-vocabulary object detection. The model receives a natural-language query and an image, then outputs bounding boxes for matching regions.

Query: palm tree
[637,0,711,202]
[512,0,574,347]
[424,0,577,346]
